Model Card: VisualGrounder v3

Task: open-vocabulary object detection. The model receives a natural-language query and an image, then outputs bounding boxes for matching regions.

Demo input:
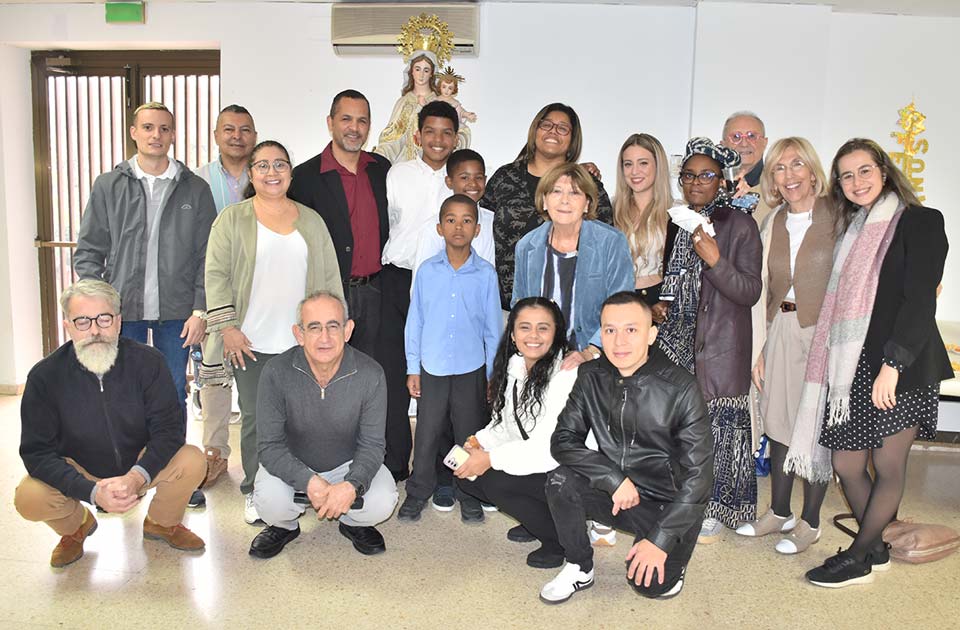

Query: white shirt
[784,209,813,301]
[130,157,179,320]
[242,223,308,354]
[410,205,497,294]
[381,158,452,270]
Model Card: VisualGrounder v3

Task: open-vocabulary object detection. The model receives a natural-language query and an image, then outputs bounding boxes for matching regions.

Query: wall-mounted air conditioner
[331,3,479,57]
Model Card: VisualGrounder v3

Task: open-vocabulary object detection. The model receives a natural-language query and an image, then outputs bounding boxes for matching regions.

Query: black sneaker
[527,544,565,569]
[397,496,427,522]
[870,542,892,572]
[805,548,874,588]
[188,489,206,508]
[460,497,484,524]
[507,524,537,543]
[431,486,456,512]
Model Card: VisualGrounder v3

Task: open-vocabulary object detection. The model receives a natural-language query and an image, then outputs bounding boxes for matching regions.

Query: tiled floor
[2,393,958,629]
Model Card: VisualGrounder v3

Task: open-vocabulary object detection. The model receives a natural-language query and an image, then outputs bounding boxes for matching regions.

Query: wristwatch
[587,346,601,360]
[346,478,365,497]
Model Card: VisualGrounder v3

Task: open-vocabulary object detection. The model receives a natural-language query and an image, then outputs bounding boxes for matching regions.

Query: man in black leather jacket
[540,291,713,604]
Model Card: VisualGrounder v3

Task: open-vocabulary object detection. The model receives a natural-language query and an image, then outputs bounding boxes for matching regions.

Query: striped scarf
[786,192,903,482]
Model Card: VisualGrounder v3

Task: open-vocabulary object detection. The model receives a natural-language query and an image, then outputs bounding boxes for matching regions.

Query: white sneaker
[697,517,723,544]
[480,502,499,513]
[540,562,595,604]
[588,521,617,547]
[244,494,262,525]
[658,577,684,599]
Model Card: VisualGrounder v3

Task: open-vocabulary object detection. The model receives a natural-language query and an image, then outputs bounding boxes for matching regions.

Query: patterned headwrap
[682,136,741,171]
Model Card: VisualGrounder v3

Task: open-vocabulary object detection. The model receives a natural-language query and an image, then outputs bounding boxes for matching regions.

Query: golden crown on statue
[396,13,455,66]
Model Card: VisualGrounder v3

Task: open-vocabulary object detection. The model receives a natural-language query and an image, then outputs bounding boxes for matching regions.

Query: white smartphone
[443,445,476,481]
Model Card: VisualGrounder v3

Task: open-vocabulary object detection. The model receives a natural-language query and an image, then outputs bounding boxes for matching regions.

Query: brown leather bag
[882,519,960,564]
[833,513,960,564]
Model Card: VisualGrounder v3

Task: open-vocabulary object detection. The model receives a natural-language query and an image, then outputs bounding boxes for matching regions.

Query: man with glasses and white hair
[248,291,398,559]
[720,110,773,226]
[15,280,206,568]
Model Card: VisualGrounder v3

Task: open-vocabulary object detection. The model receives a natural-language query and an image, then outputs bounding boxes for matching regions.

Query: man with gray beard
[14,280,207,568]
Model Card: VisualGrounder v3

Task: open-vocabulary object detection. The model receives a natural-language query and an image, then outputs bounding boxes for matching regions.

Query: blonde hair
[613,134,673,272]
[760,137,828,208]
[534,163,598,221]
[133,101,173,125]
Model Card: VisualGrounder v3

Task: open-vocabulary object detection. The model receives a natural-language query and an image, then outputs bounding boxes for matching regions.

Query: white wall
[0,1,957,386]
[0,44,43,388]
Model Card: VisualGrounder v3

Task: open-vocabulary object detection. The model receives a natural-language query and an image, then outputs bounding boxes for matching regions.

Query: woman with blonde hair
[736,137,838,555]
[613,133,675,306]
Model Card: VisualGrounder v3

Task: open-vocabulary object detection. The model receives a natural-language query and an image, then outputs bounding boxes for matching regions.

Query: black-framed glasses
[838,164,878,185]
[251,159,291,175]
[727,131,763,145]
[679,170,720,185]
[537,119,572,136]
[71,313,115,331]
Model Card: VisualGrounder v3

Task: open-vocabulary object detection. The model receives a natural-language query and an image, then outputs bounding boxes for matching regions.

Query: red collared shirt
[319,143,381,277]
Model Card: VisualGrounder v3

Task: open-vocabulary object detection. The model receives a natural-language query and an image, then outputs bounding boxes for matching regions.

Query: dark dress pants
[546,465,701,598]
[377,263,413,481]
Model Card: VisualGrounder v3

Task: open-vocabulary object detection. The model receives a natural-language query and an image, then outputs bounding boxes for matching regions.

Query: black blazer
[288,148,391,284]
[866,204,952,392]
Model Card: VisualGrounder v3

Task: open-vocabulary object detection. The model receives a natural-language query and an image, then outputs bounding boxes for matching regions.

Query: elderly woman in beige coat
[201,140,342,525]
[737,137,838,554]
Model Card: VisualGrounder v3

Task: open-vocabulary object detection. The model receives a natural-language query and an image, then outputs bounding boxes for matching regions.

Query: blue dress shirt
[405,247,502,378]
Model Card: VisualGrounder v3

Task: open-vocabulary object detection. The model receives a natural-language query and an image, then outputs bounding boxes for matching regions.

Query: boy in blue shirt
[400,194,502,524]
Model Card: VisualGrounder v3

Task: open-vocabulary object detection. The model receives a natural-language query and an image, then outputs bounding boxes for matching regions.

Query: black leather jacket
[551,347,713,553]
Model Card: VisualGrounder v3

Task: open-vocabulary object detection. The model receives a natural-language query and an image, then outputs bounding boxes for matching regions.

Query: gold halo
[396,13,455,66]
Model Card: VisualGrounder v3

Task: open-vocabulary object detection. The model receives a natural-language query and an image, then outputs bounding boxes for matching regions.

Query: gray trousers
[253,461,398,531]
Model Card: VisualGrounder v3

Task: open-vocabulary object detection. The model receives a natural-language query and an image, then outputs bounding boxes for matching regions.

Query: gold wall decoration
[889,101,927,202]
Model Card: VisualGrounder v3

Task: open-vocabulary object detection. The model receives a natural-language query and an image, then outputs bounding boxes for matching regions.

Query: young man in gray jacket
[249,291,398,559]
[74,102,216,414]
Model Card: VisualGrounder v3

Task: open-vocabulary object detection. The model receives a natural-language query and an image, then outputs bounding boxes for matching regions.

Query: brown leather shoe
[200,447,228,488]
[143,516,205,551]
[51,507,98,568]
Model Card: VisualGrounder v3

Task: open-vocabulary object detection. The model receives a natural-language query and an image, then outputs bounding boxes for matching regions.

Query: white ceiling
[0,0,957,18]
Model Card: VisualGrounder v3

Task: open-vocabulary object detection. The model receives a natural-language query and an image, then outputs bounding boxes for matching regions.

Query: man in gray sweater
[249,291,398,558]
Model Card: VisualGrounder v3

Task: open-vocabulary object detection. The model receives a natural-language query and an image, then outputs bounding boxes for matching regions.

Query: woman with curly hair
[454,297,578,569]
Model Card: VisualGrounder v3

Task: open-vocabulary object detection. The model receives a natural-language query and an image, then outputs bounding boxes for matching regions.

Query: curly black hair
[489,297,568,429]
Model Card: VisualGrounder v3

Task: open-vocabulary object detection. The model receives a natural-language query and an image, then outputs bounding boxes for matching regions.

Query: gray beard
[75,337,119,376]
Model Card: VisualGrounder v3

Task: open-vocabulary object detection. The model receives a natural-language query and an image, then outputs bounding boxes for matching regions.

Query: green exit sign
[105,2,145,24]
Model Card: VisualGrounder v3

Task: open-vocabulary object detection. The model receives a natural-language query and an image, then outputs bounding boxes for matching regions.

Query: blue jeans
[121,319,189,413]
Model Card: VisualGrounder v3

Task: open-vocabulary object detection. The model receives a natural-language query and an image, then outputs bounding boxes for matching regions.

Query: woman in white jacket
[455,297,578,569]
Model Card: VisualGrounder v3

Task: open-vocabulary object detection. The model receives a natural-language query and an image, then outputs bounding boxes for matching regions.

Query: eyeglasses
[537,119,572,136]
[679,170,720,185]
[71,313,116,331]
[772,159,808,175]
[727,131,763,145]
[838,164,879,185]
[251,159,291,175]
[300,321,344,336]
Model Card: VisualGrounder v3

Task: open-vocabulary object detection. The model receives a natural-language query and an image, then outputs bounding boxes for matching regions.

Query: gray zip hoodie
[74,159,216,321]
[256,344,387,494]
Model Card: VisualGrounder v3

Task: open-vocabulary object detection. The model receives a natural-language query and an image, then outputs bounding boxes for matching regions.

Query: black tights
[768,439,828,529]
[831,425,917,562]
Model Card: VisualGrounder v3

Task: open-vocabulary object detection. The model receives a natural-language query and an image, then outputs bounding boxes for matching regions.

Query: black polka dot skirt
[820,347,939,451]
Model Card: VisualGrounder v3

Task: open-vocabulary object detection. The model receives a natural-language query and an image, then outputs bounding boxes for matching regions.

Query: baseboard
[0,383,25,396]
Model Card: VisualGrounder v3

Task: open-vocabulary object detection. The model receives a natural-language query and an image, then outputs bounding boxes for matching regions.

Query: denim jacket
[512,219,634,350]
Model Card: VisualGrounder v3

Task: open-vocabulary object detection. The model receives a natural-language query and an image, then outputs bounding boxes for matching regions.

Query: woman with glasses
[736,138,838,555]
[482,103,614,310]
[202,140,343,525]
[613,133,676,309]
[512,163,633,370]
[801,139,950,588]
[656,137,762,544]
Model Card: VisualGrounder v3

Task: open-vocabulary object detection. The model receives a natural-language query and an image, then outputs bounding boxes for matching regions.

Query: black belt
[348,271,380,287]
[780,301,797,313]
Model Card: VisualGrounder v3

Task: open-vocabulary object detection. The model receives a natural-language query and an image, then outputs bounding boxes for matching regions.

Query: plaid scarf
[786,192,904,482]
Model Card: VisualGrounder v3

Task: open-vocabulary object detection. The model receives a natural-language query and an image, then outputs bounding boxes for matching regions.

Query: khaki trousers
[14,445,205,534]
